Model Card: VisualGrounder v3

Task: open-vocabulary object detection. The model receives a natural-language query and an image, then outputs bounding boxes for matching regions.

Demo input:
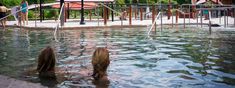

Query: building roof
[52,2,98,10]
[55,0,114,2]
[195,0,223,5]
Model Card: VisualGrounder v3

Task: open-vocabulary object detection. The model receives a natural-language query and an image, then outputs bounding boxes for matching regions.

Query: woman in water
[37,46,56,78]
[92,47,110,87]
[21,0,28,25]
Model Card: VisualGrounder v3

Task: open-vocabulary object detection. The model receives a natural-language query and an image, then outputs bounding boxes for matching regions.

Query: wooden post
[135,7,137,19]
[196,10,198,27]
[227,9,229,26]
[40,0,44,22]
[152,5,155,23]
[152,5,156,29]
[201,10,203,28]
[167,0,171,20]
[172,6,174,27]
[89,10,92,21]
[43,10,45,20]
[176,5,179,24]
[192,5,196,19]
[64,3,67,22]
[129,5,132,25]
[234,8,235,26]
[224,9,226,28]
[74,10,77,18]
[140,7,143,21]
[101,6,104,18]
[111,2,114,22]
[107,6,110,20]
[67,3,70,19]
[104,7,107,25]
[184,13,185,28]
[152,5,156,31]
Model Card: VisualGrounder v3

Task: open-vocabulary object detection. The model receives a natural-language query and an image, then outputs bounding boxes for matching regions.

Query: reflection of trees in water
[183,38,212,76]
[214,34,235,85]
[0,29,36,77]
[183,33,235,85]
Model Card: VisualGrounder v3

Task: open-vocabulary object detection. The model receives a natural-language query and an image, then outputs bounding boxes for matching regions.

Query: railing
[53,3,65,42]
[147,12,161,36]
[209,10,212,34]
[99,3,123,26]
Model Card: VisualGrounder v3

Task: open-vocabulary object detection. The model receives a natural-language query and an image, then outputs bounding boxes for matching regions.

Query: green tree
[0,0,21,7]
[176,0,191,4]
[116,0,125,4]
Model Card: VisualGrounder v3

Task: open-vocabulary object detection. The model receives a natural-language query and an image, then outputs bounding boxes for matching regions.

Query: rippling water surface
[0,28,235,88]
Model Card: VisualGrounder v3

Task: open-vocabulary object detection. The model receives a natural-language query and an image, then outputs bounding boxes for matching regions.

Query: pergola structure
[56,0,114,24]
[39,0,114,24]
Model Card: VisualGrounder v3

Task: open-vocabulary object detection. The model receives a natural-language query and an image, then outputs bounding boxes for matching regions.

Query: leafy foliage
[0,0,21,7]
[0,0,55,7]
[176,0,191,4]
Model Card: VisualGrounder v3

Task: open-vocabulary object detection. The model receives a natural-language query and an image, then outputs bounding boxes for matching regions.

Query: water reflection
[0,28,235,88]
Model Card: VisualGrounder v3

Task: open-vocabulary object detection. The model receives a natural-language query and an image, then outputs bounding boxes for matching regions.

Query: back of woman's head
[0,3,3,6]
[92,47,110,80]
[37,46,56,73]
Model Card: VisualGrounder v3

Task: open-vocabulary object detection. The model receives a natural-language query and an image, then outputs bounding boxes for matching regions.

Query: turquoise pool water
[0,28,235,88]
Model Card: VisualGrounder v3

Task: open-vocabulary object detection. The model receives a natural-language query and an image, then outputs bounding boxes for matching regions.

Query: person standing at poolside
[16,6,22,26]
[0,3,9,29]
[21,0,28,25]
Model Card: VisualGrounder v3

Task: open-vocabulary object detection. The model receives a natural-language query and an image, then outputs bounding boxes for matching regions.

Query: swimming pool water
[0,28,235,88]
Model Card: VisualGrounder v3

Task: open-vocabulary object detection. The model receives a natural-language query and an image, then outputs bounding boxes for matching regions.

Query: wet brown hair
[37,46,56,74]
[92,47,110,80]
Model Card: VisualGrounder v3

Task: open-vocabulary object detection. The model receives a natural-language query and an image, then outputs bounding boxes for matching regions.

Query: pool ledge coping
[4,23,211,30]
[0,75,46,88]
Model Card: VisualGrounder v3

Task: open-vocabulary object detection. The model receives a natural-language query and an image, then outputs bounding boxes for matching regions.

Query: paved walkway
[0,75,46,88]
[3,16,235,30]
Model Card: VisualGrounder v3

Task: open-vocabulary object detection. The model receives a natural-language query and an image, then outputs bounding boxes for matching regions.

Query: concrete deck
[3,16,235,30]
[0,75,46,88]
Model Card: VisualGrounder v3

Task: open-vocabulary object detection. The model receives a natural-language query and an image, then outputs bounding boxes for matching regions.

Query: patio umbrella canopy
[52,2,98,10]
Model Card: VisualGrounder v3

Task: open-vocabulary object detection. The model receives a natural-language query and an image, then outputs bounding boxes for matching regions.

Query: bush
[45,10,58,19]
[28,10,34,19]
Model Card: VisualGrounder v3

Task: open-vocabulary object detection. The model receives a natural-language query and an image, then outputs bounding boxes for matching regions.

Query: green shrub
[45,10,58,19]
[28,10,34,19]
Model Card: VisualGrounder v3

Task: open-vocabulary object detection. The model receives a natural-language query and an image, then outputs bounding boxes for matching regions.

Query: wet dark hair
[0,3,3,6]
[37,46,56,74]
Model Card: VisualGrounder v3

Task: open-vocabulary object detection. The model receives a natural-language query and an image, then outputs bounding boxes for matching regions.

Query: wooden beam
[104,6,107,25]
[167,0,171,20]
[89,10,92,21]
[140,7,143,21]
[135,8,137,19]
[152,5,155,23]
[129,5,132,25]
